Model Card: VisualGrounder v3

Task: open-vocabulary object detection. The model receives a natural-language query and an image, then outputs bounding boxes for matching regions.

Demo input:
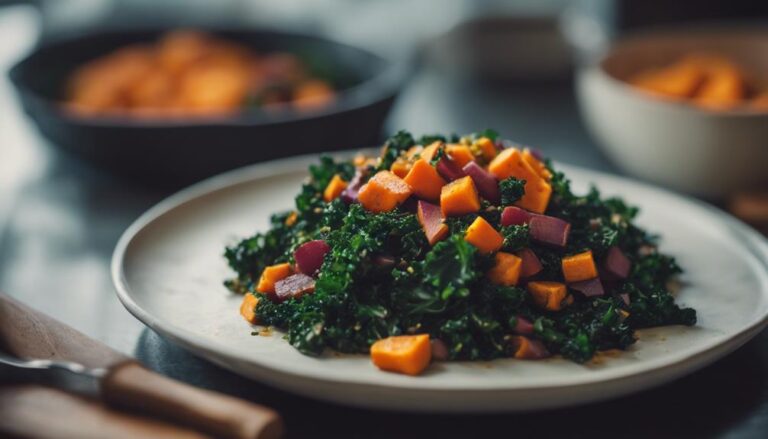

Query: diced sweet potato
[440,176,481,217]
[464,216,504,254]
[404,159,447,201]
[446,144,475,168]
[256,263,293,294]
[522,148,552,181]
[239,293,259,324]
[370,334,432,376]
[629,62,705,99]
[472,137,497,161]
[284,211,298,227]
[358,171,413,213]
[488,148,551,213]
[527,281,570,311]
[323,174,348,202]
[561,250,598,283]
[390,157,412,178]
[421,141,442,162]
[487,252,523,286]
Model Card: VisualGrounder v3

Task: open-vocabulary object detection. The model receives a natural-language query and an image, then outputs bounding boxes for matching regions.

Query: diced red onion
[512,316,534,335]
[340,169,367,204]
[275,273,316,302]
[294,240,330,276]
[569,277,605,297]
[517,248,543,278]
[436,157,466,181]
[501,206,530,226]
[430,339,449,361]
[604,246,631,279]
[462,161,500,203]
[528,215,570,247]
[417,200,446,244]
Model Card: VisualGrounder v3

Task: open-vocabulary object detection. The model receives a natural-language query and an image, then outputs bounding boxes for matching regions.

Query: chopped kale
[225,130,696,364]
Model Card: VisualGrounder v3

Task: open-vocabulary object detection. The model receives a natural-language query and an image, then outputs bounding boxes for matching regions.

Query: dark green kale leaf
[501,225,529,252]
[500,177,526,205]
[377,130,415,172]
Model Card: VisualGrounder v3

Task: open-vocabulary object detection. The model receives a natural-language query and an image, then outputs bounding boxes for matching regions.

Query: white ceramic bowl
[577,27,768,197]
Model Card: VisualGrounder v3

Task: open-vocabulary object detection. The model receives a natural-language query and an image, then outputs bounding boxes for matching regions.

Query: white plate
[112,154,768,412]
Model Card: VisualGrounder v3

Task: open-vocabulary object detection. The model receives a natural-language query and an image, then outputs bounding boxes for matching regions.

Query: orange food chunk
[370,334,432,376]
[358,171,413,213]
[629,62,705,99]
[509,335,548,359]
[561,250,598,283]
[446,144,475,168]
[404,159,447,201]
[390,158,412,178]
[464,216,504,254]
[440,176,481,217]
[284,211,298,227]
[256,263,292,294]
[527,281,569,311]
[239,293,260,324]
[421,141,442,162]
[487,252,523,286]
[323,174,348,202]
[522,148,552,181]
[693,68,745,110]
[406,145,424,160]
[473,137,497,161]
[488,148,552,213]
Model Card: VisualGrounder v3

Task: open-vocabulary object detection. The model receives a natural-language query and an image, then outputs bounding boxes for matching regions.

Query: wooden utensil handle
[101,361,283,439]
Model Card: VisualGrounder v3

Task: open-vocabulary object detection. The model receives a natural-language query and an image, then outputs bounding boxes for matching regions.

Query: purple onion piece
[517,248,543,278]
[604,246,631,279]
[569,277,605,297]
[528,215,570,247]
[417,200,446,244]
[275,273,316,302]
[294,240,330,276]
[512,316,534,335]
[436,157,466,181]
[430,339,449,361]
[462,161,500,203]
[501,206,530,226]
[340,169,368,204]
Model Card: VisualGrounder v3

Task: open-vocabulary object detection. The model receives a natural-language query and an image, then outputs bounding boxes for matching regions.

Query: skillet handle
[101,361,283,439]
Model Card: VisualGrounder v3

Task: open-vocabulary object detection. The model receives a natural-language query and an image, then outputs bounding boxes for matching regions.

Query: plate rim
[111,152,768,402]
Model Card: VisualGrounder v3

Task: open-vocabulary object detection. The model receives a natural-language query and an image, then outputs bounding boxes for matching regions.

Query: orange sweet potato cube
[464,216,504,254]
[527,281,569,311]
[473,137,497,161]
[561,250,598,283]
[239,293,260,324]
[487,252,523,286]
[446,144,475,168]
[370,334,432,376]
[323,174,348,202]
[256,263,292,294]
[440,176,481,217]
[488,148,551,213]
[358,171,413,213]
[404,159,447,201]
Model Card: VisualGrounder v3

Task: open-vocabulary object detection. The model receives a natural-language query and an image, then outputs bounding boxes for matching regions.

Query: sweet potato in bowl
[577,26,768,197]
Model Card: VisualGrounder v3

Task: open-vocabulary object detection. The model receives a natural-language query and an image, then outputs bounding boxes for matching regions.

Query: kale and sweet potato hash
[228,130,696,376]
